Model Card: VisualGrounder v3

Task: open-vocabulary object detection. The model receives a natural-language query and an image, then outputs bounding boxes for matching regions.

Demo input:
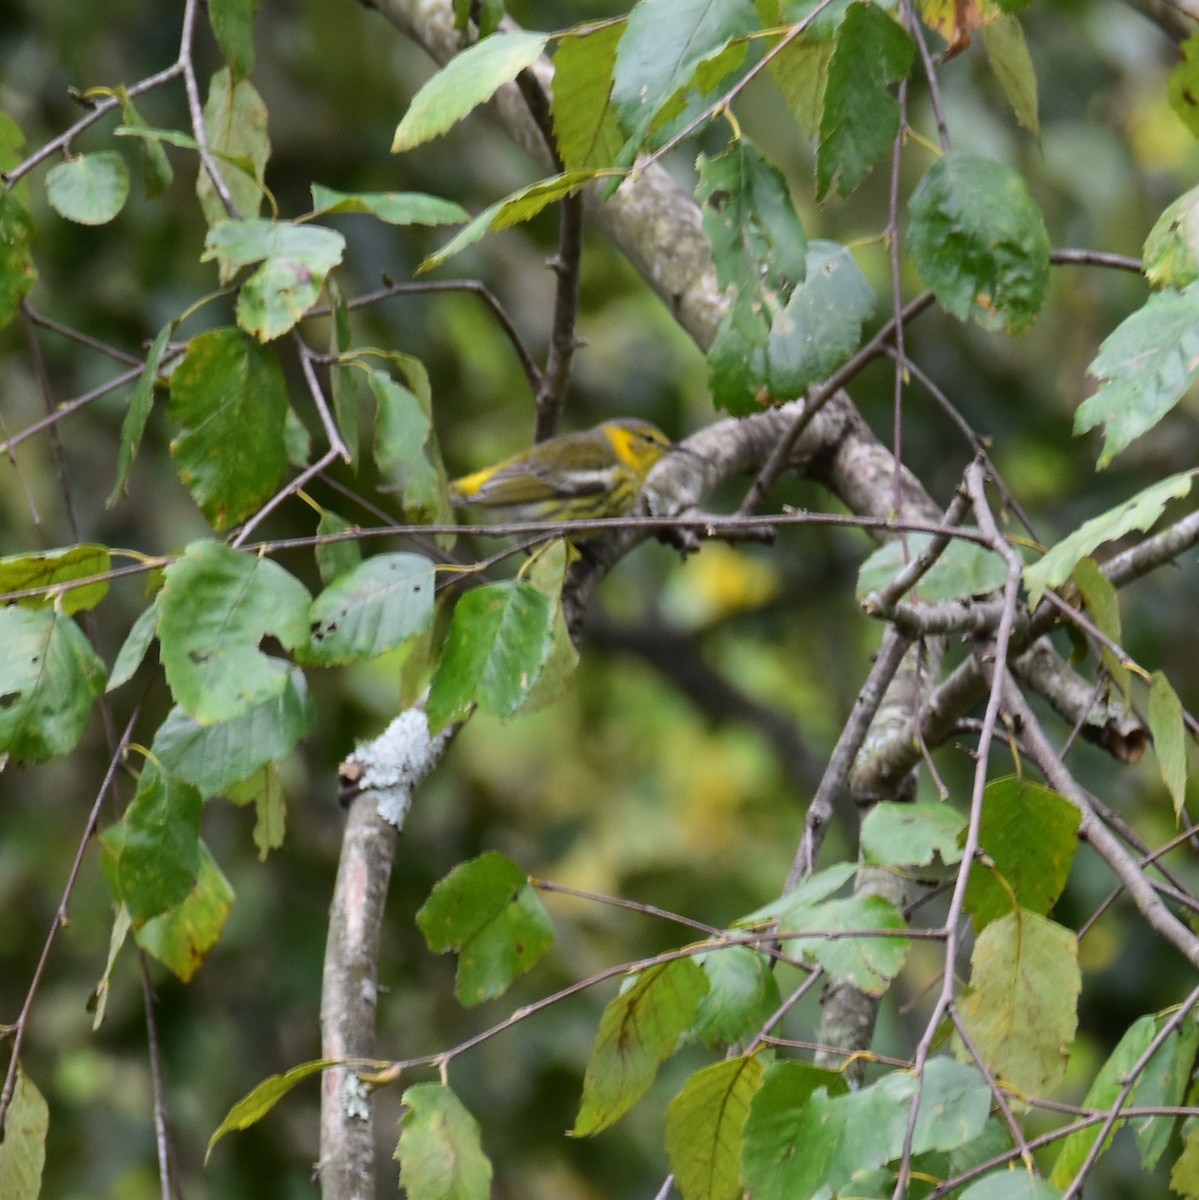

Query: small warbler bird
[449,418,677,527]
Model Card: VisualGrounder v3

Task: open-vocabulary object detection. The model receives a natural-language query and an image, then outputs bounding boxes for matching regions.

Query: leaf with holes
[303,553,434,666]
[157,540,310,724]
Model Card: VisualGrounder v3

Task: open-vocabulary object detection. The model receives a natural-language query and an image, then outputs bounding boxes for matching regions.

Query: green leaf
[392,31,550,153]
[1169,34,1199,140]
[226,764,287,859]
[1075,284,1199,466]
[132,842,234,982]
[766,239,874,398]
[115,124,204,153]
[767,32,834,137]
[980,16,1039,137]
[309,183,468,225]
[817,3,914,199]
[706,295,770,415]
[426,580,556,733]
[665,1054,765,1200]
[202,218,342,278]
[90,904,131,1030]
[314,509,362,584]
[742,1067,849,1200]
[167,327,289,529]
[696,139,806,413]
[152,668,314,796]
[157,540,311,724]
[396,1083,493,1200]
[369,371,443,522]
[0,185,37,331]
[0,544,110,613]
[116,88,173,197]
[552,22,627,170]
[1071,557,1130,705]
[419,168,610,273]
[690,945,782,1049]
[515,540,580,713]
[573,957,709,1135]
[894,1058,993,1155]
[207,1059,333,1163]
[46,152,129,224]
[283,405,311,467]
[1131,1014,1199,1170]
[208,0,260,79]
[107,603,159,693]
[1176,1128,1199,1200]
[697,139,806,297]
[1149,670,1188,818]
[1051,1017,1152,1195]
[416,851,553,1006]
[1023,470,1197,605]
[611,0,758,147]
[743,1058,988,1200]
[958,908,1079,1096]
[365,354,451,531]
[203,219,345,341]
[964,777,1080,930]
[1144,185,1199,290]
[0,1062,48,1200]
[198,69,270,229]
[303,553,435,666]
[109,322,172,504]
[0,110,24,173]
[856,531,1008,603]
[737,861,858,926]
[109,766,203,922]
[860,801,966,868]
[775,891,908,994]
[908,152,1050,333]
[0,607,106,762]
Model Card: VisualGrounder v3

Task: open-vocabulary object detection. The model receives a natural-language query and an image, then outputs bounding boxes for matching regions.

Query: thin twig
[888,52,911,521]
[507,64,585,440]
[141,954,179,1200]
[178,0,240,217]
[891,461,1027,1200]
[24,308,146,365]
[908,8,950,150]
[313,278,543,396]
[0,710,138,1131]
[882,346,1042,543]
[0,363,146,457]
[1051,247,1142,272]
[296,339,351,462]
[736,292,937,516]
[2,65,184,187]
[1060,982,1199,1199]
[863,488,971,613]
[231,447,343,547]
[636,0,844,175]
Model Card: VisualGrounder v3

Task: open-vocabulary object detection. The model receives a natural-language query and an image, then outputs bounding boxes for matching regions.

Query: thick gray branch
[320,711,451,1200]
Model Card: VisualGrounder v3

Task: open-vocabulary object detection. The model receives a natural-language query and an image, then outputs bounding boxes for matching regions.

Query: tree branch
[319,710,452,1200]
